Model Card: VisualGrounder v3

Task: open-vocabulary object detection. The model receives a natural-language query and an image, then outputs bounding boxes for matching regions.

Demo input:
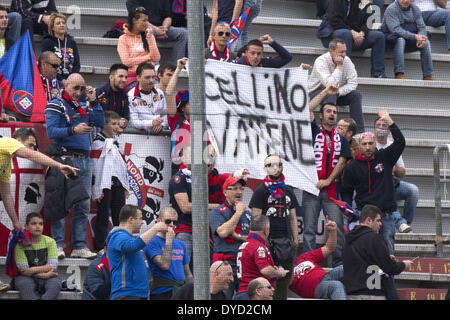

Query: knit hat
[176,90,189,111]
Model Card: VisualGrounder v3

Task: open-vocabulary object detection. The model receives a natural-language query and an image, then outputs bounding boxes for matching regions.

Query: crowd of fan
[0,0,449,301]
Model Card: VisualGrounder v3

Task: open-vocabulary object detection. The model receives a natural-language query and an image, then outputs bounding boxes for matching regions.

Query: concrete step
[0,290,82,300]
[0,256,92,292]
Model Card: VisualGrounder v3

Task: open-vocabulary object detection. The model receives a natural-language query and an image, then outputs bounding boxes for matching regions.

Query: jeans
[7,12,22,43]
[176,232,193,271]
[392,37,433,77]
[321,29,386,77]
[234,0,263,52]
[394,180,419,225]
[314,265,346,300]
[154,26,188,64]
[302,189,344,267]
[379,211,398,255]
[14,276,61,300]
[51,157,92,249]
[309,88,365,133]
[422,8,450,49]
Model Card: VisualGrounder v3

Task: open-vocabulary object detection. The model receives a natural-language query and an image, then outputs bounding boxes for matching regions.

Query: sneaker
[0,281,9,292]
[71,248,98,259]
[395,73,406,79]
[57,247,66,260]
[399,223,412,233]
[423,76,435,81]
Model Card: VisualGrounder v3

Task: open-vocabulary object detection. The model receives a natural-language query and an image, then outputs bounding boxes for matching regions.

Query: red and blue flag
[227,6,252,47]
[329,197,360,222]
[0,31,46,121]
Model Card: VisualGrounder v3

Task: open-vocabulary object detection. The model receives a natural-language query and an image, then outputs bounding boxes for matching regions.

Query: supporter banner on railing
[205,60,318,196]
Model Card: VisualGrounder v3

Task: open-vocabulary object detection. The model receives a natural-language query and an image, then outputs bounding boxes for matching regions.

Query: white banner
[205,60,318,196]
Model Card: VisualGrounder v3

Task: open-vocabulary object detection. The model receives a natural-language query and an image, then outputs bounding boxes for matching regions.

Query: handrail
[433,144,450,258]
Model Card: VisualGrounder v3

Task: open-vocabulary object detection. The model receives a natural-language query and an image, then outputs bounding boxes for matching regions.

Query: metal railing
[433,145,450,258]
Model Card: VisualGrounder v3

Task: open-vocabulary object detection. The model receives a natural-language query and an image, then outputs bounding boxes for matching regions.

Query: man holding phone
[45,73,105,259]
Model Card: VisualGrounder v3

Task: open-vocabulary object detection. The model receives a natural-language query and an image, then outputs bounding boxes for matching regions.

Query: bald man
[45,73,105,259]
[171,260,234,300]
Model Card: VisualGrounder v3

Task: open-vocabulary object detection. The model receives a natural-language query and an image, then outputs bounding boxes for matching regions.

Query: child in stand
[91,111,130,253]
[14,212,61,300]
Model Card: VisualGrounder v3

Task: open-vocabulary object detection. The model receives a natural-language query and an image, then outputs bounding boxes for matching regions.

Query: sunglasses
[46,62,60,69]
[135,6,147,13]
[217,31,231,37]
[265,162,283,168]
[164,219,178,225]
[73,85,86,92]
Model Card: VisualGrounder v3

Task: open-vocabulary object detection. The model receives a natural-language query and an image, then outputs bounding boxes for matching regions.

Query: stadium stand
[0,0,449,300]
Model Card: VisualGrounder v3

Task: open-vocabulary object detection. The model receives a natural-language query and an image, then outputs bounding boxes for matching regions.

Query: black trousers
[93,186,125,251]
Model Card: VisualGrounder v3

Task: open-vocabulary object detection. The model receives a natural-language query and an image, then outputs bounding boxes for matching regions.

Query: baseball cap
[223,175,246,190]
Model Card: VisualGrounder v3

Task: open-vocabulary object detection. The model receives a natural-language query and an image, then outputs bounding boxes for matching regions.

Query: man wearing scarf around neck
[45,73,105,259]
[248,154,298,300]
[301,85,352,268]
[205,22,237,62]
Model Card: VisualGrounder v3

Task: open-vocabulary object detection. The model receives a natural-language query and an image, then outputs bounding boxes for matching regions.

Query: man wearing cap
[210,175,253,299]
[248,154,299,300]
[341,110,406,255]
[302,85,352,268]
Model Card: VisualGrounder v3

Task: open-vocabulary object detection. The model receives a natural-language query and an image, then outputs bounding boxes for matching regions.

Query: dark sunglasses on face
[47,62,60,69]
[217,31,231,37]
[164,219,178,225]
[73,85,86,92]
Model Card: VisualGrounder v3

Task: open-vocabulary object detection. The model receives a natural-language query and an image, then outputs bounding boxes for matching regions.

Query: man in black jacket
[96,64,130,130]
[317,0,386,78]
[343,204,413,299]
[341,110,405,255]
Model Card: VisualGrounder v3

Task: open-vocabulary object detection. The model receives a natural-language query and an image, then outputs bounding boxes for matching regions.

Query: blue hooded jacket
[106,227,149,300]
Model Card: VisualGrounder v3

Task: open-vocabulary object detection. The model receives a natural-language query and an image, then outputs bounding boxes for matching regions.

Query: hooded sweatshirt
[106,227,149,300]
[42,33,80,81]
[343,225,406,296]
[117,25,161,73]
[341,123,405,212]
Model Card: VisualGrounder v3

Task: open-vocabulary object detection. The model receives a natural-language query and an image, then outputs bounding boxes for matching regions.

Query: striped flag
[227,6,252,47]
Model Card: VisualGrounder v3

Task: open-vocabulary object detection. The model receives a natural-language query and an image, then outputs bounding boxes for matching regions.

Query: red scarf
[63,91,87,118]
[314,124,341,199]
[262,174,285,199]
[210,41,229,61]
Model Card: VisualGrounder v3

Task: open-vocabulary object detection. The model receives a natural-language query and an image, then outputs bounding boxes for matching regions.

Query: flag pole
[187,0,210,300]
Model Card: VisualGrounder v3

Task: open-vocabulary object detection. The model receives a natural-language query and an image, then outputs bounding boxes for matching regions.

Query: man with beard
[302,85,352,268]
[248,155,298,300]
[341,110,406,255]
[96,64,131,130]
